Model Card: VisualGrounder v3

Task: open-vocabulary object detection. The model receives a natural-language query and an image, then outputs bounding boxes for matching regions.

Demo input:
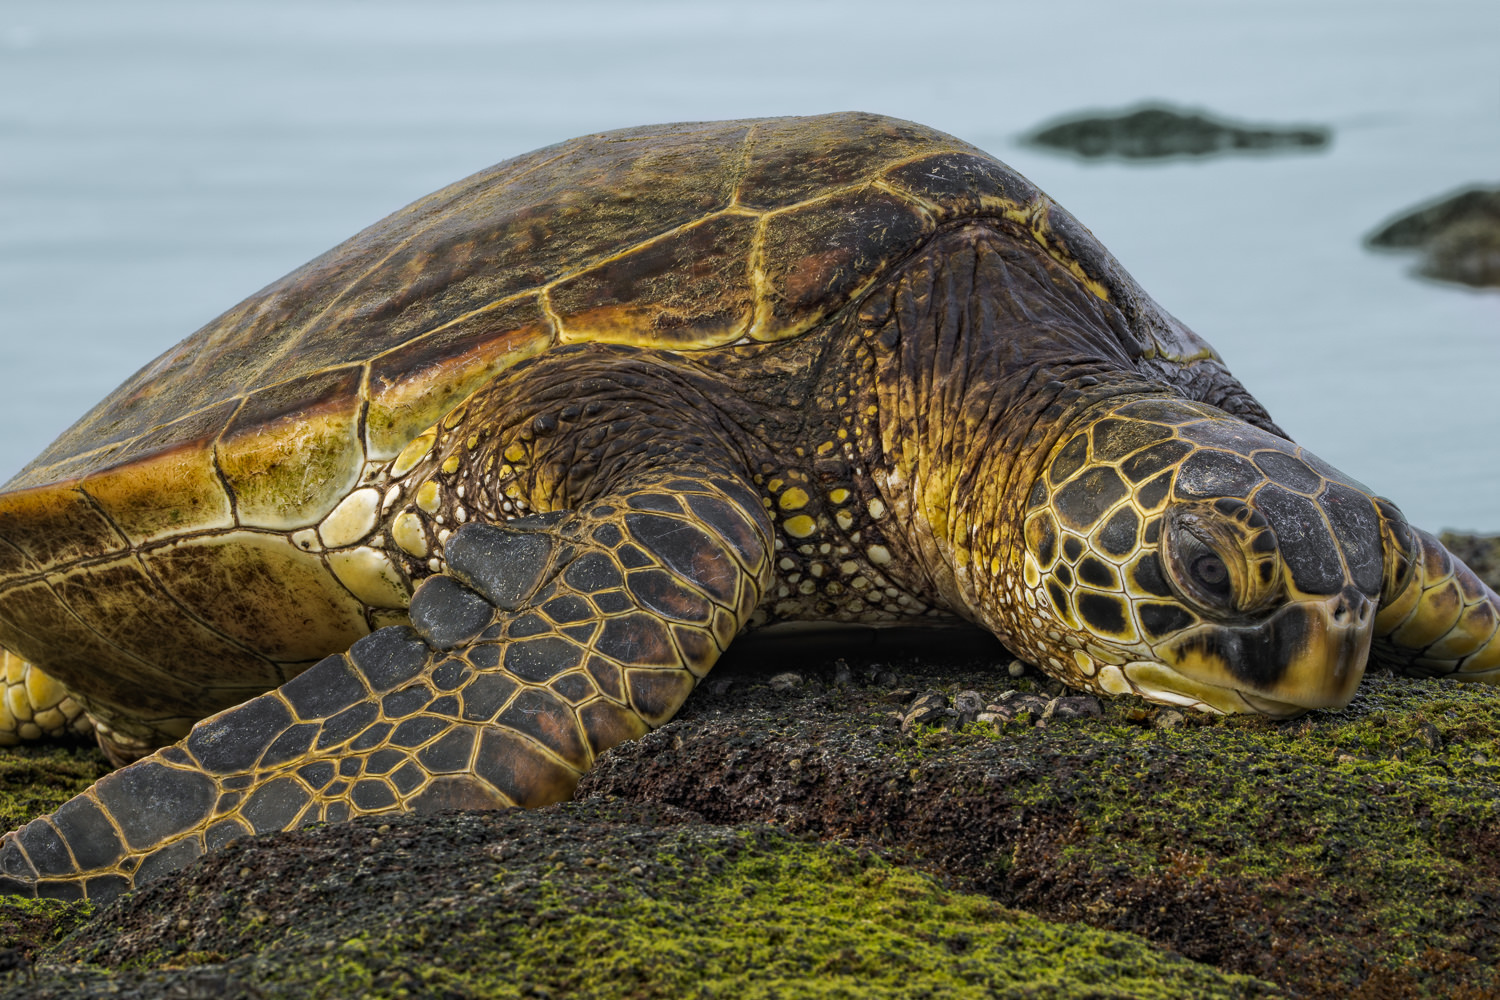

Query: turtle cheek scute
[1317,482,1384,598]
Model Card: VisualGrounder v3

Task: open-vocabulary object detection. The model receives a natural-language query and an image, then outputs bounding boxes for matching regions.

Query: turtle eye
[1192,553,1230,592]
[1160,502,1282,618]
[1162,527,1237,614]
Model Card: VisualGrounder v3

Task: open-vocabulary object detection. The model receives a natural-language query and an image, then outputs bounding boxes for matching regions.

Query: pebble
[832,658,854,687]
[952,690,985,725]
[1154,710,1186,730]
[1050,695,1104,720]
[901,690,951,733]
[1007,659,1027,678]
[768,672,804,692]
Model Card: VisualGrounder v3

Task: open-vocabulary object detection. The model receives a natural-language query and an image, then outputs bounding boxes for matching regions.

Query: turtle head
[1009,394,1392,717]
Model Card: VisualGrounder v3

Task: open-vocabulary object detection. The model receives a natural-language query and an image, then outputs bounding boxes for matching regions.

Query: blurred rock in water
[1022,104,1330,160]
[1367,187,1500,289]
[1442,531,1500,590]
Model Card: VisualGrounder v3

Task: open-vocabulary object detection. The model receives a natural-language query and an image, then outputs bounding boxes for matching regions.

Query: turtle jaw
[1153,587,1374,713]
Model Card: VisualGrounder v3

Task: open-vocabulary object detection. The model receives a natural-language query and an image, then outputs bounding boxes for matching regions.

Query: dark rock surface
[2,539,1500,998]
[1023,105,1330,160]
[1366,187,1500,289]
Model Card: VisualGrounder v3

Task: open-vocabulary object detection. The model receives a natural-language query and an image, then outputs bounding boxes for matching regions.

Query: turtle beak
[1156,587,1374,711]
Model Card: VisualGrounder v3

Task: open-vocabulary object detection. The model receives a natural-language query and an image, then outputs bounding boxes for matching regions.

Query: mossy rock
[581,644,1500,999]
[1022,104,1329,160]
[4,634,1500,997]
[0,801,1275,999]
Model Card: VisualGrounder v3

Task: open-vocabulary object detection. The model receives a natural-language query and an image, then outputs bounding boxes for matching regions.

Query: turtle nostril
[1332,598,1350,624]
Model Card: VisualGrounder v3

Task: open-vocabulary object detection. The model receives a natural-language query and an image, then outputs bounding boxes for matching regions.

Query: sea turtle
[0,113,1495,901]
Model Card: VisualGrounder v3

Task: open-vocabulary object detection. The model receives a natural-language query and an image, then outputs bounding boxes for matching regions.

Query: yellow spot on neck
[783,515,817,538]
[779,487,810,511]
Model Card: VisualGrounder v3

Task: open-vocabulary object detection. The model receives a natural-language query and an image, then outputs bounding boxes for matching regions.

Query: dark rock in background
[1366,187,1500,289]
[1023,104,1330,160]
[1443,532,1500,588]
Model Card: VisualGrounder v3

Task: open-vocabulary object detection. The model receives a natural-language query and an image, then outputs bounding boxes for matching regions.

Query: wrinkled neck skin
[857,222,1159,637]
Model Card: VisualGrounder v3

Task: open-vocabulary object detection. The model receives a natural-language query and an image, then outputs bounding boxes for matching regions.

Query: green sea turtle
[0,113,1495,901]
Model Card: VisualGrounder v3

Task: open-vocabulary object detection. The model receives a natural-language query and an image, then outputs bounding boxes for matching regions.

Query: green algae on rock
[0,802,1277,1000]
[580,650,1500,999]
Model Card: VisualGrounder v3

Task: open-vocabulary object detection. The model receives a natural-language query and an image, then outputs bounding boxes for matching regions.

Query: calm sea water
[2,1,1496,530]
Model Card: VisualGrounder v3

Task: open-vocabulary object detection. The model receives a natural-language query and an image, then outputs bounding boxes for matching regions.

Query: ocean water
[1,0,1496,530]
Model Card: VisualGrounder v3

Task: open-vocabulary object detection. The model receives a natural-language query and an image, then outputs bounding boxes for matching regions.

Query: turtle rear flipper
[1372,500,1500,680]
[0,468,772,902]
[0,650,91,746]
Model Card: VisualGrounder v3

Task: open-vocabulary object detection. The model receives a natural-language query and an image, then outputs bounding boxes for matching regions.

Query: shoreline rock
[1022,104,1330,160]
[1366,187,1500,289]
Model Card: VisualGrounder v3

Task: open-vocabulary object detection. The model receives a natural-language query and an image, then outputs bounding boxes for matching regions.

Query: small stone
[902,690,951,733]
[1050,695,1104,720]
[884,687,917,704]
[708,677,736,696]
[975,711,1003,725]
[175,917,190,933]
[377,824,391,834]
[1154,710,1186,730]
[769,672,804,692]
[370,837,382,849]
[832,658,854,687]
[628,866,644,877]
[1007,659,1027,678]
[952,690,985,725]
[1406,721,1443,752]
[874,670,900,687]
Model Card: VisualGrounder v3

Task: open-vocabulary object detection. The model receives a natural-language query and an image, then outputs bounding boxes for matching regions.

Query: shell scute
[365,295,552,460]
[552,211,758,350]
[140,531,367,663]
[49,555,283,691]
[216,367,366,531]
[754,187,935,340]
[0,486,125,575]
[735,113,957,210]
[84,443,235,546]
[881,151,1043,221]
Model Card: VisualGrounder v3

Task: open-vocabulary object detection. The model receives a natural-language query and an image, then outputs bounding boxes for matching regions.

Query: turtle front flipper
[1372,500,1500,680]
[0,468,772,902]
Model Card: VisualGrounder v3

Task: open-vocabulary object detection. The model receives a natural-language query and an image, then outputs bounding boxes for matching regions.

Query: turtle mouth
[1151,588,1374,713]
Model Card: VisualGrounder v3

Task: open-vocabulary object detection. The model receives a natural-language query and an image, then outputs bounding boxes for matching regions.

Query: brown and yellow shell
[0,112,1219,737]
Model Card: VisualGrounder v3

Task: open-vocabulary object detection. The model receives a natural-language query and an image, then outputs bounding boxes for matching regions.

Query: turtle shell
[0,112,1217,734]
